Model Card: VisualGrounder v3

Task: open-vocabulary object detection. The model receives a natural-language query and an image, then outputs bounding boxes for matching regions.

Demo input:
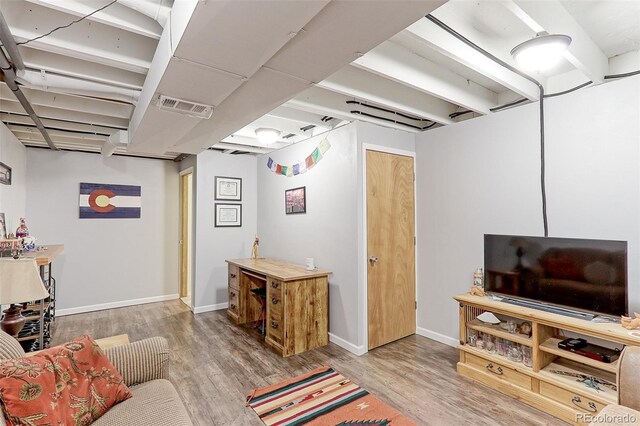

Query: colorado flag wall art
[79,183,141,219]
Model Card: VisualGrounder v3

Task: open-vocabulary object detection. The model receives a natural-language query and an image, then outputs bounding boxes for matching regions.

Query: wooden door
[367,150,416,350]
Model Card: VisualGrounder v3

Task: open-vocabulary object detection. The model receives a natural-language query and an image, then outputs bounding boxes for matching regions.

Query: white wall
[25,149,180,314]
[0,122,27,232]
[257,124,360,349]
[415,76,640,345]
[257,122,415,353]
[193,150,257,312]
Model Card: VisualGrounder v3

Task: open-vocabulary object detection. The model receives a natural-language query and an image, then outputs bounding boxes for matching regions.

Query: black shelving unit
[17,262,56,352]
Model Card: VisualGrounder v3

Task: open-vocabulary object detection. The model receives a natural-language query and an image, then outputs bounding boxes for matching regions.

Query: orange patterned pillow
[0,335,132,425]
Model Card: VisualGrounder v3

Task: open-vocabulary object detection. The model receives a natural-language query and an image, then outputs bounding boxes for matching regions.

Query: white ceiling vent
[156,95,213,119]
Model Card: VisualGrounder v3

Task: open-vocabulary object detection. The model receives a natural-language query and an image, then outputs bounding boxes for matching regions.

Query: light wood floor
[52,301,564,425]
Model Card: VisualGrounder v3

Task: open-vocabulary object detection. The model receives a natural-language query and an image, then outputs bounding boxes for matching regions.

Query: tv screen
[484,234,628,317]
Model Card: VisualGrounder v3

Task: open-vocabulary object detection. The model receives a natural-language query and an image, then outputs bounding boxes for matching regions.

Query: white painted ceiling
[0,0,638,159]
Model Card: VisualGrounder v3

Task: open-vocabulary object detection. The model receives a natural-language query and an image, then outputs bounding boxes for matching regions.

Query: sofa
[589,346,640,425]
[0,330,193,426]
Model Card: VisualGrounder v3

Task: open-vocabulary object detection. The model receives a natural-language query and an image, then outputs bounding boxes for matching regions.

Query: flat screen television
[484,234,628,318]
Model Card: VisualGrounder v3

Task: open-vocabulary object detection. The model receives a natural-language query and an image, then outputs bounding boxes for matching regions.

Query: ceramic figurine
[470,286,485,297]
[251,236,259,259]
[621,313,640,330]
[517,321,532,337]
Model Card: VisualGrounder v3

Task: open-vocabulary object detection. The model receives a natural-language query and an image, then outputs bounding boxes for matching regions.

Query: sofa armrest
[619,346,640,410]
[104,336,169,386]
[589,405,640,425]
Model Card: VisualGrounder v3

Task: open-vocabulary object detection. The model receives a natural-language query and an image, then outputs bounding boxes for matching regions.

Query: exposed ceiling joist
[352,41,497,115]
[19,46,146,90]
[8,124,107,142]
[212,142,273,155]
[266,106,335,128]
[18,137,177,160]
[0,113,118,135]
[249,115,320,137]
[287,87,422,133]
[503,0,609,84]
[0,99,129,128]
[0,84,133,119]
[405,18,541,100]
[320,64,458,124]
[3,1,155,73]
[25,0,163,39]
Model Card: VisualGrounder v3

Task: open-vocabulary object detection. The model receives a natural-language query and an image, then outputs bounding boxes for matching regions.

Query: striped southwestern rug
[247,366,416,426]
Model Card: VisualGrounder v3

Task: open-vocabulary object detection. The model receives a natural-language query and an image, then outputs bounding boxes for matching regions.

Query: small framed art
[285,186,306,214]
[215,203,242,227]
[215,176,242,201]
[0,162,11,185]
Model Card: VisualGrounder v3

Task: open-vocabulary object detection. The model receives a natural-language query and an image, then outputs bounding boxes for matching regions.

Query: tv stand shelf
[466,319,532,346]
[539,338,618,374]
[455,293,639,425]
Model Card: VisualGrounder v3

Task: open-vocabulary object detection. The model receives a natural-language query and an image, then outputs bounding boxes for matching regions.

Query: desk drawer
[228,287,239,316]
[228,265,239,290]
[268,278,282,297]
[268,292,283,317]
[466,353,532,390]
[268,316,284,346]
[539,382,606,415]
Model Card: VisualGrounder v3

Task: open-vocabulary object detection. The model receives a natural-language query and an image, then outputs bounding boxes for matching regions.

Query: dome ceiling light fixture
[255,128,281,145]
[511,31,572,72]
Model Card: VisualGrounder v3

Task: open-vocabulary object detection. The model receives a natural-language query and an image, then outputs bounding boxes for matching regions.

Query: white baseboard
[57,294,180,317]
[416,326,459,348]
[329,332,367,356]
[193,302,228,314]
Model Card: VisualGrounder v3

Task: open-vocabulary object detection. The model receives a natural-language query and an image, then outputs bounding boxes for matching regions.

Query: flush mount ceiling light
[255,128,281,145]
[511,32,572,72]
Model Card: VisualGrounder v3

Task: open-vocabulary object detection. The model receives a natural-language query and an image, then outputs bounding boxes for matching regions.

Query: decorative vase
[15,218,29,238]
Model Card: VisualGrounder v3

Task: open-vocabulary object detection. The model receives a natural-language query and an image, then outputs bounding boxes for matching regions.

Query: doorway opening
[179,169,193,308]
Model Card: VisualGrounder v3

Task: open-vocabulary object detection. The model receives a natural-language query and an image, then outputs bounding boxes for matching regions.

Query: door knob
[369,256,378,265]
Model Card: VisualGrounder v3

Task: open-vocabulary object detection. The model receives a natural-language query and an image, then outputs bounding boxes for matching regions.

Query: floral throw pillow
[0,335,132,425]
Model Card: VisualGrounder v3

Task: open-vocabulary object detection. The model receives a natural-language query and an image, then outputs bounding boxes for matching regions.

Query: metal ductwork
[16,69,140,105]
[0,12,57,150]
[119,0,170,27]
[0,12,24,72]
[102,130,128,157]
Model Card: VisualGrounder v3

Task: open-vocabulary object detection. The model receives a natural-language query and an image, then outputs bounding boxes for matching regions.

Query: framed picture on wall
[215,203,242,227]
[285,186,306,214]
[214,176,242,201]
[0,162,11,185]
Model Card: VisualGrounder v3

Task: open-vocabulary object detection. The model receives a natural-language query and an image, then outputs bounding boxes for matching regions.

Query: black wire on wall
[425,14,549,237]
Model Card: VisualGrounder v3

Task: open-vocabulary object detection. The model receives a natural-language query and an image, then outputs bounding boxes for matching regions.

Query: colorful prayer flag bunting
[266,138,331,177]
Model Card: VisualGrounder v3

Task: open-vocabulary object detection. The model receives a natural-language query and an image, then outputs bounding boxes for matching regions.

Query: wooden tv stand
[226,258,331,357]
[455,293,640,425]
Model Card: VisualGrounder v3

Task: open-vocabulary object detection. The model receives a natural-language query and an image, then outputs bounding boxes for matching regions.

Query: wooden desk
[226,258,331,357]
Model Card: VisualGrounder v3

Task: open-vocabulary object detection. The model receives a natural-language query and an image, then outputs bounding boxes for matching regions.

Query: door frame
[360,143,417,353]
[179,167,194,312]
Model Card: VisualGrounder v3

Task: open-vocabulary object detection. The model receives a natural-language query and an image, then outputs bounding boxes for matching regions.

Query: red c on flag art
[88,189,115,213]
[79,183,141,219]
